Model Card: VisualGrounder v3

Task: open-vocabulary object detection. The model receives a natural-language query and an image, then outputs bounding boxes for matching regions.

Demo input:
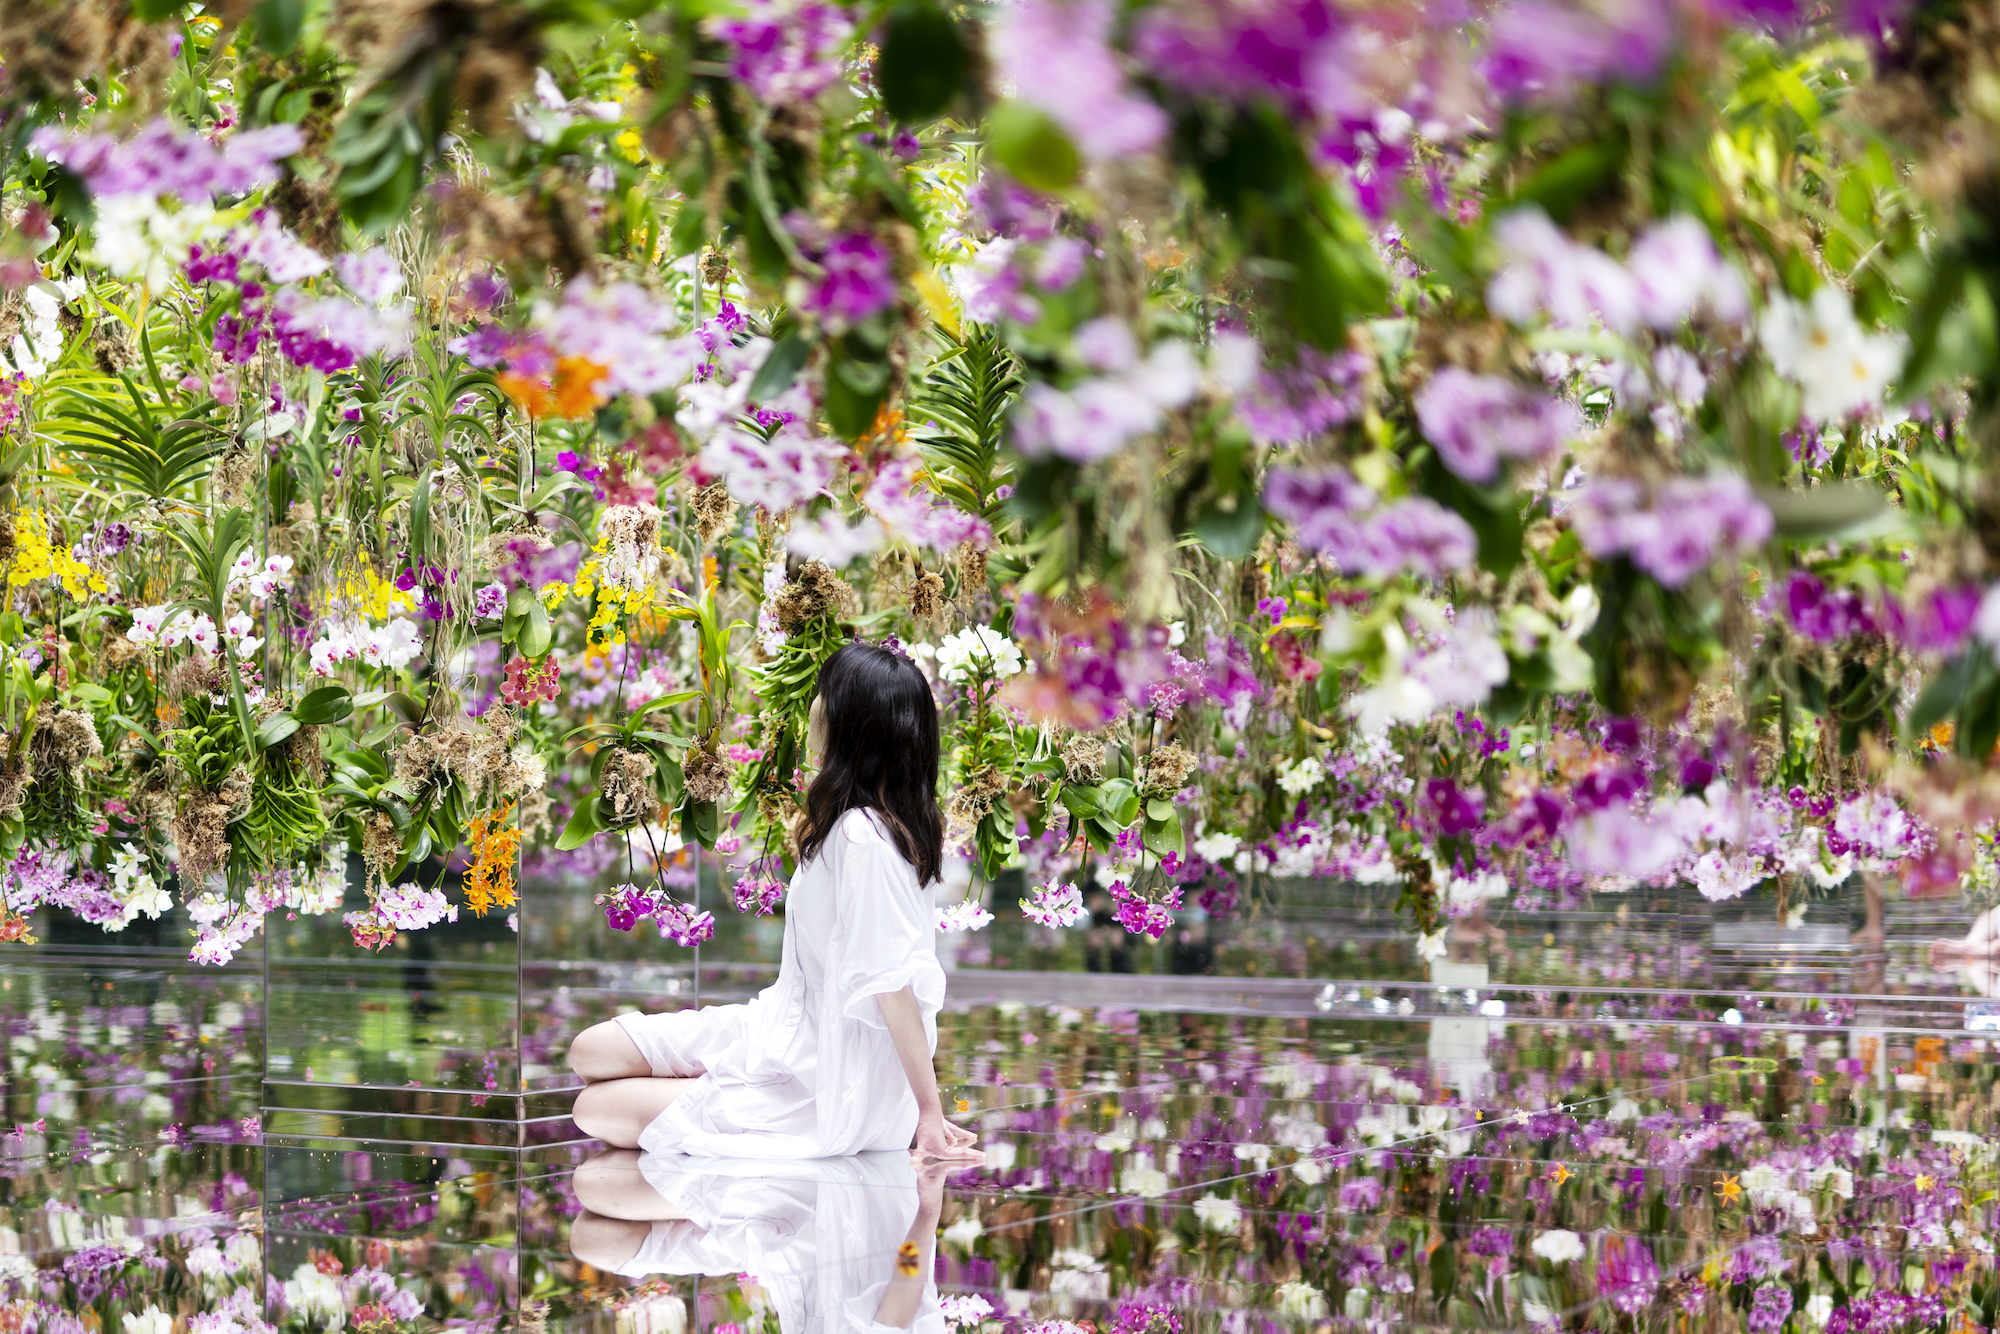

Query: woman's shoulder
[833,807,892,847]
[828,808,922,876]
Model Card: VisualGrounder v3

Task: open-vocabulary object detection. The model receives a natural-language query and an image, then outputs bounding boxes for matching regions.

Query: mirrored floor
[7,932,2000,1334]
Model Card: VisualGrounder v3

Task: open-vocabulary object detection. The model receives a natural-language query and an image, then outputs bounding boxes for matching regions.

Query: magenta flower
[709,0,854,104]
[1784,570,1877,641]
[802,233,897,329]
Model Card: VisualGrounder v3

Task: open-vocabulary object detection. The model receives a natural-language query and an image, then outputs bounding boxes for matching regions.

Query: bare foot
[1852,925,1885,953]
[1931,939,1968,970]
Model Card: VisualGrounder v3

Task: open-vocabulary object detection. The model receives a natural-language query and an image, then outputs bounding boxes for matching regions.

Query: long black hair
[794,642,944,885]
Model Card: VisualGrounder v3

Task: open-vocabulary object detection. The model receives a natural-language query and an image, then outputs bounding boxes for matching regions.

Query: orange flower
[497,371,555,419]
[465,800,523,917]
[553,356,611,418]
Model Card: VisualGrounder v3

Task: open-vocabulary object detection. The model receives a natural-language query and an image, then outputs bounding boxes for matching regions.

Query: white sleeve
[831,813,946,1029]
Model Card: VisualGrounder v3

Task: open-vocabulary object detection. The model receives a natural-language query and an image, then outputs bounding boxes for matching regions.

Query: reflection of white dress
[617,1152,945,1334]
[614,809,946,1157]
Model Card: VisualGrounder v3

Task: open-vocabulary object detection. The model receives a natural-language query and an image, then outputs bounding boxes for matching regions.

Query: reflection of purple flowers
[1747,1284,1794,1334]
[1336,1177,1383,1211]
[1414,368,1579,483]
[1723,1235,1788,1286]
[1595,1234,1660,1315]
[1825,1291,1946,1334]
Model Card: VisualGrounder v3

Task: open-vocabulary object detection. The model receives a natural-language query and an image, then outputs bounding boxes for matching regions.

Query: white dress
[612,808,947,1157]
[615,1152,946,1334]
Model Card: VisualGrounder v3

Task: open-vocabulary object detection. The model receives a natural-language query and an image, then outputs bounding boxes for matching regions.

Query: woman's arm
[876,984,980,1160]
[871,1159,951,1329]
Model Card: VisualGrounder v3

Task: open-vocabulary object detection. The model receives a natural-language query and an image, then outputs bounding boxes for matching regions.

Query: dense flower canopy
[0,0,1997,963]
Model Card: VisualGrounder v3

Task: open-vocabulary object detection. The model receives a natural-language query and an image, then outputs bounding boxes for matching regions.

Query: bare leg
[571,1078,698,1148]
[1932,906,2000,970]
[570,1211,653,1273]
[573,1149,691,1220]
[1854,871,1885,952]
[569,1022,655,1083]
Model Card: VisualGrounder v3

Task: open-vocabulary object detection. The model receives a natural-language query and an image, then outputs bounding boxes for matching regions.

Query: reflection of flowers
[1193,1194,1242,1233]
[1530,1229,1584,1264]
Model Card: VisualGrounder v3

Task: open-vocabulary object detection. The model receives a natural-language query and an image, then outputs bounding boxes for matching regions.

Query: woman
[567,641,981,1162]
[567,1148,952,1334]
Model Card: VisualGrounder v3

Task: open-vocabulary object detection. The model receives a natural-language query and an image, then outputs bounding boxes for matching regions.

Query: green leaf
[1059,785,1101,819]
[359,718,403,748]
[555,797,603,851]
[749,329,813,404]
[250,0,307,55]
[1419,453,1522,579]
[256,712,301,750]
[986,101,1078,193]
[1195,490,1264,558]
[1506,138,1626,223]
[878,0,969,122]
[1099,777,1141,826]
[629,690,701,723]
[294,685,354,726]
[408,464,434,562]
[520,600,553,659]
[825,348,889,439]
[1759,483,1892,540]
[680,798,719,849]
[1910,652,1979,740]
[1145,797,1176,822]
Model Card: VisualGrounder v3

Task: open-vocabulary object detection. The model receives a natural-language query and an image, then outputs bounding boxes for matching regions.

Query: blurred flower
[993,0,1166,161]
[937,900,995,932]
[1759,285,1904,423]
[1569,473,1772,587]
[804,233,897,330]
[1414,368,1580,482]
[707,0,854,102]
[1530,1228,1584,1263]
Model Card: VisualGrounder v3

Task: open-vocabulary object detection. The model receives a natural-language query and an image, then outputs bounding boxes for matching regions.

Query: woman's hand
[912,1110,983,1163]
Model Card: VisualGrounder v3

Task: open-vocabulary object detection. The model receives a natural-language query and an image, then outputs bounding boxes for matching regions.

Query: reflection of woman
[569,1150,949,1334]
[567,643,981,1162]
[1930,906,2000,996]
